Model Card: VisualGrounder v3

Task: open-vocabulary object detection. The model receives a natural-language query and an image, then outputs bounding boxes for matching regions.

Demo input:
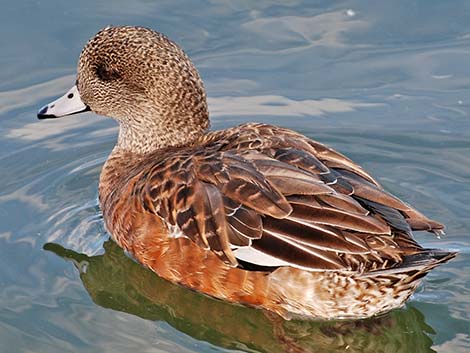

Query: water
[0,1,469,352]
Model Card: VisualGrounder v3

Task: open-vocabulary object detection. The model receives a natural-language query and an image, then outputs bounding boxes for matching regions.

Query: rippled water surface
[1,1,469,352]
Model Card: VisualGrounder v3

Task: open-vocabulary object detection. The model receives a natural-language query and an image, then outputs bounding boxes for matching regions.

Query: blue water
[0,1,469,352]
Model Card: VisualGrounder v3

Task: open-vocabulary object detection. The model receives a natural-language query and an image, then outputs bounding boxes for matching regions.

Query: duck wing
[210,123,444,233]
[137,148,292,266]
[137,123,444,272]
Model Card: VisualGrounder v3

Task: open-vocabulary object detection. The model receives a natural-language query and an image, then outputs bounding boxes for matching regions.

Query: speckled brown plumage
[43,26,456,319]
[77,26,209,153]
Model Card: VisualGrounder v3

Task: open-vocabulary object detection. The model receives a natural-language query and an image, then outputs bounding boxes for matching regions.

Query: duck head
[38,26,209,153]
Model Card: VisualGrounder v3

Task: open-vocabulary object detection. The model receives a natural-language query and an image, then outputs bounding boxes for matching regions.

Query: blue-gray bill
[37,85,90,119]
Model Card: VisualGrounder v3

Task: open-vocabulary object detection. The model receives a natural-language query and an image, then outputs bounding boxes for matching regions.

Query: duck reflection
[44,241,436,353]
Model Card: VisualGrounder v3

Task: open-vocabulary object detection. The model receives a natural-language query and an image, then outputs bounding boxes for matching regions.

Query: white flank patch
[233,246,294,267]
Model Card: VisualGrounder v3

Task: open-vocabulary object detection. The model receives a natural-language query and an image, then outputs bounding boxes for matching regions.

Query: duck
[37,26,456,320]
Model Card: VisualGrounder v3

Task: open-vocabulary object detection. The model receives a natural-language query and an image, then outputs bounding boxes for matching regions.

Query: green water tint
[45,241,439,353]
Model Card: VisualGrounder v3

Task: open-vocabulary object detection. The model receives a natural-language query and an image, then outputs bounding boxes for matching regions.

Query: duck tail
[395,249,458,286]
[400,249,457,270]
[362,249,457,279]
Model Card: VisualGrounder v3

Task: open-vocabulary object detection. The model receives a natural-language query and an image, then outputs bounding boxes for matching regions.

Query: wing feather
[289,203,391,234]
[263,217,370,254]
[253,229,346,270]
[137,123,443,272]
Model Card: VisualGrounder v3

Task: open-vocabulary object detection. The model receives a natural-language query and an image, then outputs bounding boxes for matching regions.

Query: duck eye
[95,64,121,81]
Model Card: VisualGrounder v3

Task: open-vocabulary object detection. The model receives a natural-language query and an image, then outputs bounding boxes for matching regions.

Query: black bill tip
[38,105,48,115]
[37,105,91,120]
[37,105,57,120]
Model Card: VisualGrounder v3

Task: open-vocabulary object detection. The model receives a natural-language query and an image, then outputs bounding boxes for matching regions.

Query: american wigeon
[38,26,456,320]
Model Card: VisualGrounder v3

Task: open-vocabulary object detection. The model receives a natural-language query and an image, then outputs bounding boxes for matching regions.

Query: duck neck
[116,111,209,154]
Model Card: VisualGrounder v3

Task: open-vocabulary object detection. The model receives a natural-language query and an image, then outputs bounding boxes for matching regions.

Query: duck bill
[37,85,90,119]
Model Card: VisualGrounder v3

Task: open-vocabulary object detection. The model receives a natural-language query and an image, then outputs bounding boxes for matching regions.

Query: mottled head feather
[77,26,209,153]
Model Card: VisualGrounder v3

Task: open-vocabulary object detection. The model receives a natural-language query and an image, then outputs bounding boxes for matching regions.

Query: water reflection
[45,241,437,353]
[208,95,382,117]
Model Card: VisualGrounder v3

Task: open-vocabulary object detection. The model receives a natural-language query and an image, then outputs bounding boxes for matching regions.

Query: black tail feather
[401,249,458,268]
[362,249,457,277]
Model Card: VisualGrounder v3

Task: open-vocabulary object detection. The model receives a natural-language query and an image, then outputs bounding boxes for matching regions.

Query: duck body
[38,26,456,320]
[99,122,453,319]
